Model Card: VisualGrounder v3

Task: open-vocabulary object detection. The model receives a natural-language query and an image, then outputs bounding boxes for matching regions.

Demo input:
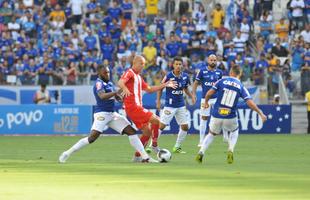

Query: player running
[192,54,223,147]
[196,65,267,164]
[156,57,194,153]
[58,65,158,163]
[118,55,177,162]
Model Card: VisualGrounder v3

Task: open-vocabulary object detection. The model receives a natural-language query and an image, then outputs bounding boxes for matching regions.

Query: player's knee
[201,116,209,121]
[181,124,189,131]
[150,115,160,125]
[122,125,136,135]
[159,123,166,130]
[89,130,101,143]
[209,131,218,136]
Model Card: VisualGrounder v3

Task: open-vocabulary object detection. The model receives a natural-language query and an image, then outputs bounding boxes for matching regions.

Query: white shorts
[209,116,239,135]
[160,106,188,126]
[200,98,216,117]
[91,112,131,134]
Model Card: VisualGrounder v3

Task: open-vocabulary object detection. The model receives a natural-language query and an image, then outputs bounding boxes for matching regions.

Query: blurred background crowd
[0,0,309,99]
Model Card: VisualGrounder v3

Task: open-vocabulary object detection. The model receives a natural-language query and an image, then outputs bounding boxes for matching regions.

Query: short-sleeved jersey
[93,78,115,113]
[163,71,190,108]
[211,77,251,119]
[120,68,149,108]
[195,67,222,99]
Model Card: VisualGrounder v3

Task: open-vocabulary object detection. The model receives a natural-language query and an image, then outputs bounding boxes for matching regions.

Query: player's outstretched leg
[146,123,161,154]
[123,125,158,163]
[222,130,229,143]
[227,129,239,164]
[59,130,100,163]
[173,124,188,154]
[196,132,215,163]
[198,116,208,147]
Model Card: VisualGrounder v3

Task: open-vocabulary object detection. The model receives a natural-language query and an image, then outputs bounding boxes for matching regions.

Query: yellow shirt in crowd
[211,9,225,29]
[49,10,66,22]
[306,91,310,111]
[143,46,157,67]
[275,23,289,39]
[146,0,158,15]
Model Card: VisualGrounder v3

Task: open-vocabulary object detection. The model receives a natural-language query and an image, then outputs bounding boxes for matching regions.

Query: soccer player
[156,57,194,153]
[192,54,223,147]
[196,65,267,164]
[118,55,177,161]
[58,65,158,163]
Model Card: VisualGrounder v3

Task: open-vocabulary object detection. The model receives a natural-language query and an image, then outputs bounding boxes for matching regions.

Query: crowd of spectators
[0,0,309,99]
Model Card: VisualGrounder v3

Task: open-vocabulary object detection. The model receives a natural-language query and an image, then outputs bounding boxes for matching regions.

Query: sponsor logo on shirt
[172,90,183,95]
[96,82,102,90]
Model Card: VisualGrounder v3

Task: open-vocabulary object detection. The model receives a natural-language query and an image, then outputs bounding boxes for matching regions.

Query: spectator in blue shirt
[84,29,98,51]
[256,53,269,68]
[136,11,147,36]
[166,34,181,58]
[259,15,272,40]
[121,0,133,21]
[291,41,305,72]
[101,37,115,62]
[107,1,122,20]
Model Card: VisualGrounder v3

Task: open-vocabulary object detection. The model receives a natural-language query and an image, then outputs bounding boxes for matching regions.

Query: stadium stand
[0,0,309,101]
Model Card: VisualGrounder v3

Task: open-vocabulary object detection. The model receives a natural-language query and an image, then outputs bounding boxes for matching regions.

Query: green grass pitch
[0,134,309,200]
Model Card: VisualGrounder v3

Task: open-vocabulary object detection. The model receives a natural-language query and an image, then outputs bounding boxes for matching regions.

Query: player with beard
[192,54,223,147]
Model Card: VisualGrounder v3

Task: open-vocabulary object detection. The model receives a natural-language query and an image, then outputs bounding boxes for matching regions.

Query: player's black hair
[172,57,183,65]
[97,64,108,72]
[230,65,241,76]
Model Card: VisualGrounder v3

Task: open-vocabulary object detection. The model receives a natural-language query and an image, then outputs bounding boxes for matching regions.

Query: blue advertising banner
[105,105,292,134]
[0,104,291,135]
[0,105,92,134]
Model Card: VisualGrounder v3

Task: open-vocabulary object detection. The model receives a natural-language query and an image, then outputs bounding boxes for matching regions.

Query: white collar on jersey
[230,76,240,81]
[172,71,183,78]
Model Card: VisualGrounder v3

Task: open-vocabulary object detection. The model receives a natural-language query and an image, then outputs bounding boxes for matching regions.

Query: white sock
[199,133,215,154]
[223,130,229,142]
[228,130,239,152]
[175,129,187,148]
[128,135,149,159]
[66,137,89,155]
[199,118,207,144]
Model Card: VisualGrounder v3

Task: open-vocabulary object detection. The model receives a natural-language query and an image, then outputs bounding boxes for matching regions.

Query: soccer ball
[157,149,172,163]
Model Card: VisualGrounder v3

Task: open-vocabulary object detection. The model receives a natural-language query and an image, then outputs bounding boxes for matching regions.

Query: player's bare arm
[156,89,163,110]
[144,80,178,93]
[97,90,117,100]
[118,79,131,97]
[204,89,216,109]
[246,99,267,123]
[184,87,195,105]
[192,80,200,104]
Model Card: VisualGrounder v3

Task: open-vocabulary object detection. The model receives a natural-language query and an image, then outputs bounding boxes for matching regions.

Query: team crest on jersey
[96,82,102,90]
[97,116,105,121]
[164,110,171,115]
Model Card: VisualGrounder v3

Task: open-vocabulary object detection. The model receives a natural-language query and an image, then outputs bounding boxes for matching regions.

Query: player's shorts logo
[164,110,171,115]
[218,107,231,116]
[97,116,105,121]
